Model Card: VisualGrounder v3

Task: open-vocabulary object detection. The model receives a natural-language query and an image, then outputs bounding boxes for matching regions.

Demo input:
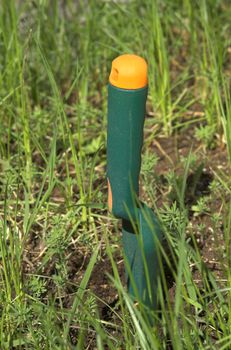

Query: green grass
[0,0,231,348]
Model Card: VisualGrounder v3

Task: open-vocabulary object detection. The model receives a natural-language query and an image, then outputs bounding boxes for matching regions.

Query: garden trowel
[107,54,162,311]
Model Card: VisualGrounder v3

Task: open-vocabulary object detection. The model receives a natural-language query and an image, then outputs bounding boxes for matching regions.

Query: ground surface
[21,123,229,348]
[1,1,231,349]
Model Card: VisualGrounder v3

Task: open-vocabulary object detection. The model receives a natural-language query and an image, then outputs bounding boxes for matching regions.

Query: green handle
[107,55,162,315]
[107,84,147,220]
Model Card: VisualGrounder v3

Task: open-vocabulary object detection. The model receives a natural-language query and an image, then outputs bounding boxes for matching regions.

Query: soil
[147,126,229,301]
[22,124,229,347]
[96,124,228,318]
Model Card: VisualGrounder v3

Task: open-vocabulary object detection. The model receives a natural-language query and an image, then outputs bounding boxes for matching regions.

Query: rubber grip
[107,83,148,221]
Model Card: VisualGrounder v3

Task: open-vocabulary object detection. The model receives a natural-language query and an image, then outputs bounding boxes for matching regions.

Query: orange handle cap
[109,54,148,90]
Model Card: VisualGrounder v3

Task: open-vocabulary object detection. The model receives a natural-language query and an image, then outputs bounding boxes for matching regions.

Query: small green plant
[195,124,216,149]
[160,201,186,237]
[141,150,159,174]
[27,276,47,299]
[191,196,210,216]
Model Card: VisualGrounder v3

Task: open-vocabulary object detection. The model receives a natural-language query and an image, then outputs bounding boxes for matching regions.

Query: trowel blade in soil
[122,203,162,311]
